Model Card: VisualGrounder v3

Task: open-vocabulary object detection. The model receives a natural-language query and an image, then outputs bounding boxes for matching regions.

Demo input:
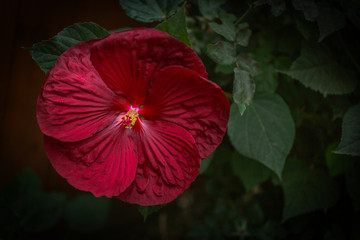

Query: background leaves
[28,22,109,73]
[282,159,339,221]
[206,41,236,65]
[316,2,346,42]
[198,0,225,20]
[228,92,295,178]
[335,104,360,156]
[119,0,184,22]
[232,68,255,115]
[231,152,274,191]
[280,43,357,96]
[155,5,191,46]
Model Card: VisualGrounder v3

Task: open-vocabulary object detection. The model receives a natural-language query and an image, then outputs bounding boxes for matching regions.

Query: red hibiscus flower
[37,28,230,205]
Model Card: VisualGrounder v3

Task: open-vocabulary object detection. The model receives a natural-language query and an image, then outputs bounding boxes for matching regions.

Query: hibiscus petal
[140,66,230,159]
[117,120,200,205]
[90,28,207,107]
[44,119,138,197]
[37,40,129,142]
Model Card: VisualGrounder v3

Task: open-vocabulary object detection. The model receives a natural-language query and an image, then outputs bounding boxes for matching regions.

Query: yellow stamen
[122,109,139,129]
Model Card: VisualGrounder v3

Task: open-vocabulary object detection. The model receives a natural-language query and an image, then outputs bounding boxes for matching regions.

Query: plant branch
[235,4,254,26]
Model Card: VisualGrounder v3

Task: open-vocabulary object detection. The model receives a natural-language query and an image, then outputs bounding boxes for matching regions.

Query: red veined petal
[117,120,200,205]
[37,40,129,142]
[140,66,230,159]
[44,119,138,197]
[90,28,207,107]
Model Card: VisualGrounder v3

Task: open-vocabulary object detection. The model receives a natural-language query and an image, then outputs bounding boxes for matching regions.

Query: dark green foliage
[156,5,191,46]
[316,2,346,42]
[326,142,346,176]
[199,152,215,174]
[231,152,274,191]
[228,92,295,178]
[206,41,236,65]
[282,159,339,221]
[280,43,357,96]
[186,0,360,237]
[119,0,184,22]
[208,10,237,42]
[291,0,318,21]
[198,0,226,20]
[232,68,255,114]
[28,22,109,74]
[335,104,360,156]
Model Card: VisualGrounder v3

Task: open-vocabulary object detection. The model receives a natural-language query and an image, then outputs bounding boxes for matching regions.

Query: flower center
[121,108,139,129]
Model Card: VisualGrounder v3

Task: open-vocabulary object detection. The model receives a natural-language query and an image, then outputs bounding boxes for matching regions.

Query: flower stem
[235,4,253,26]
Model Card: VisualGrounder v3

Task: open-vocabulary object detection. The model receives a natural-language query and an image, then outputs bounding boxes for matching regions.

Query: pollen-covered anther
[121,108,139,129]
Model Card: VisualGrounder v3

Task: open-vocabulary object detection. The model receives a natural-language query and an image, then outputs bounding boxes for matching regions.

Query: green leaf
[199,152,215,174]
[335,104,360,156]
[292,0,318,21]
[249,31,276,64]
[215,64,236,74]
[233,68,255,115]
[64,194,110,232]
[28,22,109,74]
[236,23,252,47]
[119,0,184,22]
[346,158,360,210]
[207,41,236,65]
[254,64,278,93]
[280,44,357,96]
[137,204,165,221]
[198,0,225,20]
[231,152,274,190]
[326,142,346,176]
[228,92,295,178]
[156,5,191,46]
[208,11,237,42]
[282,159,339,221]
[236,54,260,76]
[316,2,346,42]
[273,56,292,71]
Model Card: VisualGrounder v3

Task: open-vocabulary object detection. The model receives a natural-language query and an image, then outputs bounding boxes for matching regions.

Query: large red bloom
[37,28,229,205]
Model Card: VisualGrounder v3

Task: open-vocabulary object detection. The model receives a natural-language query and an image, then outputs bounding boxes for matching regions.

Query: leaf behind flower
[28,22,109,74]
